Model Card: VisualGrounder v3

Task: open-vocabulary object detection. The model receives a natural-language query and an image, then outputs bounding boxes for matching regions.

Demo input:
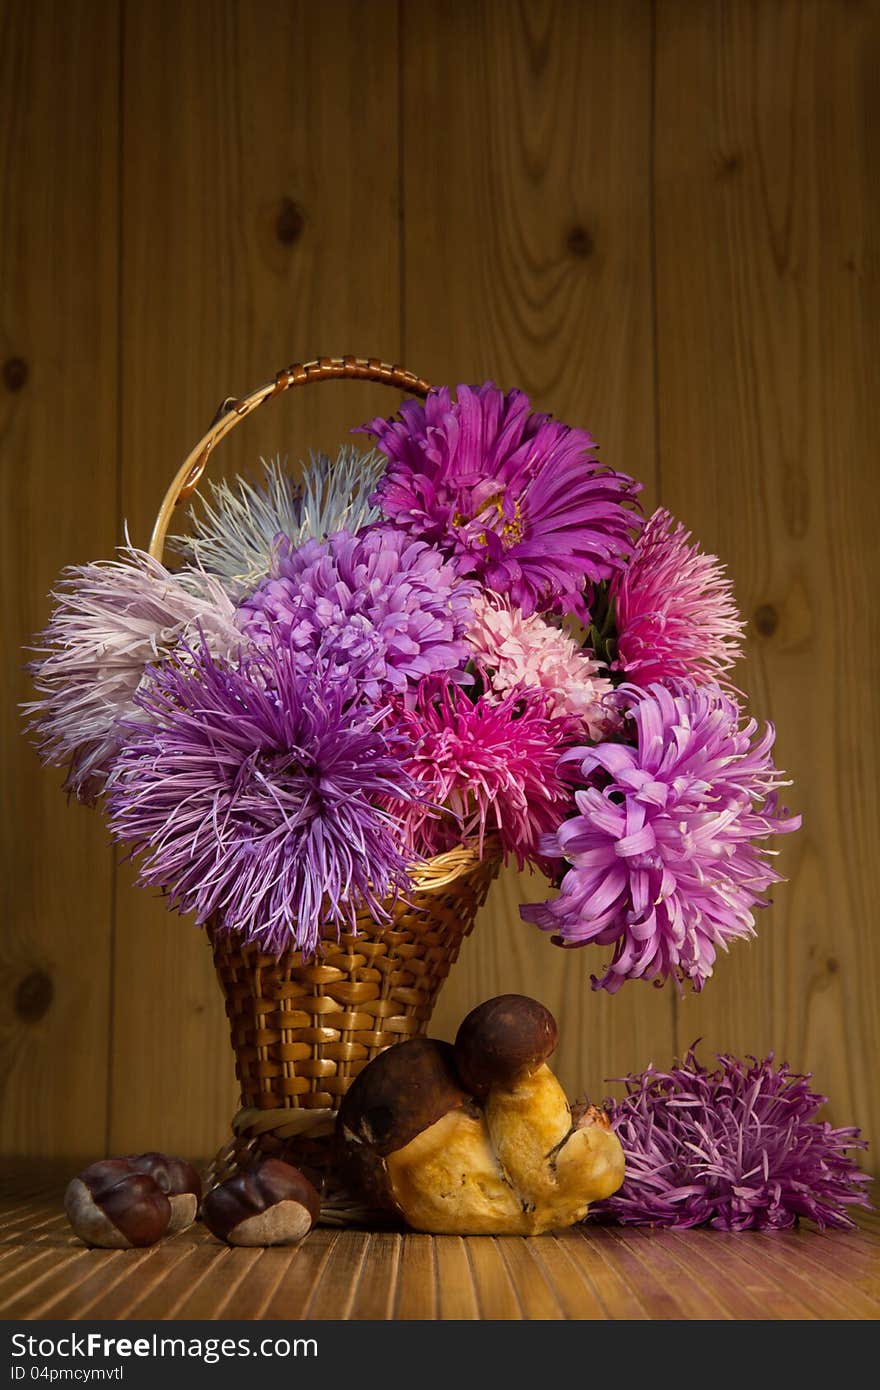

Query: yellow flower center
[453,493,524,550]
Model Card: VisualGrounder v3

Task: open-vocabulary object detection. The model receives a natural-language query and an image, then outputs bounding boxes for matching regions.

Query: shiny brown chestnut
[64,1159,171,1249]
[126,1153,202,1233]
[201,1159,320,1247]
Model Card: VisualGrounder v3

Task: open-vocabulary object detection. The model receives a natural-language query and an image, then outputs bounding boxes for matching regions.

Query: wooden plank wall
[1,0,877,1169]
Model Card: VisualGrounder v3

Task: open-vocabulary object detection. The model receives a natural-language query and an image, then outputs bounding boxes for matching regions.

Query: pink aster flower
[238,526,475,702]
[611,508,745,686]
[363,383,641,618]
[384,681,578,869]
[465,595,618,739]
[521,681,801,992]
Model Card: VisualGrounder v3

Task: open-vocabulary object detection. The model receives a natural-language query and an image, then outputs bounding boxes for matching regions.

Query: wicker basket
[148,357,502,1215]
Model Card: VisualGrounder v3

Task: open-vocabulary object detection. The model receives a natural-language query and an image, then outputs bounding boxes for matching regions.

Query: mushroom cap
[337,1037,470,1159]
[201,1158,320,1247]
[64,1161,171,1248]
[453,995,558,1097]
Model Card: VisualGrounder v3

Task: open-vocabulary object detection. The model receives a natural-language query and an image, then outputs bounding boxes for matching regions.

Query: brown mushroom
[64,1159,171,1249]
[126,1153,202,1233]
[337,1036,525,1234]
[201,1158,320,1247]
[455,997,624,1229]
[453,994,558,1097]
[337,1037,473,1217]
[338,997,625,1236]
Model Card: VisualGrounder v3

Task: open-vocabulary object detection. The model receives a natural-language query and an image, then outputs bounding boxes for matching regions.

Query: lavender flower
[363,383,642,617]
[522,681,801,992]
[593,1047,871,1230]
[107,639,423,955]
[238,526,476,700]
[26,548,243,802]
[173,446,384,598]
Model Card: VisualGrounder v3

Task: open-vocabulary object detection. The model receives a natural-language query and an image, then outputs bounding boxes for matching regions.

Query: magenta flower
[363,383,641,617]
[26,548,243,802]
[465,594,619,739]
[384,681,578,868]
[522,681,801,992]
[238,526,475,701]
[611,508,745,687]
[592,1047,870,1231]
[107,639,424,955]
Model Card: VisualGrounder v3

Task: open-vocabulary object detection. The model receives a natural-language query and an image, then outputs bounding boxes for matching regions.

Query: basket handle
[148,355,433,562]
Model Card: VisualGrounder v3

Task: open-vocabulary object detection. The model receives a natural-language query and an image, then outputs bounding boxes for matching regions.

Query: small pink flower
[466,595,618,739]
[612,508,745,686]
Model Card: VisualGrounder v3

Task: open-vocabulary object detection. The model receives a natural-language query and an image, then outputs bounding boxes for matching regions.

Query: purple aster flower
[25,548,243,803]
[238,526,476,701]
[107,639,424,955]
[521,681,801,992]
[362,383,642,617]
[611,508,745,687]
[592,1047,871,1231]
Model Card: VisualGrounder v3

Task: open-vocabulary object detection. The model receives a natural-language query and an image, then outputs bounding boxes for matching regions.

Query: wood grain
[0,1168,875,1320]
[110,0,402,1157]
[0,0,119,1157]
[1,0,876,1173]
[403,0,673,1109]
[654,0,880,1160]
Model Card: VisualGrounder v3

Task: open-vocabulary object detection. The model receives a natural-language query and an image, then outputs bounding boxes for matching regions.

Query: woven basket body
[209,844,500,1191]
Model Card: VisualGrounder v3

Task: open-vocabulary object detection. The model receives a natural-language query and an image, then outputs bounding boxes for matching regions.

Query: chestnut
[64,1159,171,1249]
[201,1158,320,1247]
[126,1153,202,1233]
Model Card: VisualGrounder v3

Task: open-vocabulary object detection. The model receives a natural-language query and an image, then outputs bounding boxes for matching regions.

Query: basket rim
[407,836,500,893]
[207,836,502,960]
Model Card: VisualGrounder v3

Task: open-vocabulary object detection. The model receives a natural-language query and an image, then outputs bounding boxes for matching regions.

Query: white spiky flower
[26,547,244,802]
[171,445,385,598]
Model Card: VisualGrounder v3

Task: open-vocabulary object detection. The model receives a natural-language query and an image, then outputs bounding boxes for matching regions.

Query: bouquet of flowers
[27,377,800,995]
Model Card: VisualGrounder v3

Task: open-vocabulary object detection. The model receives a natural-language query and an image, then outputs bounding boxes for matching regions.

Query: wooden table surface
[1,1164,877,1321]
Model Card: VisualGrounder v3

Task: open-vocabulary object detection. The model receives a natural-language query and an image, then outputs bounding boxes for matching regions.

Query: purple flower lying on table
[592,1047,871,1231]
